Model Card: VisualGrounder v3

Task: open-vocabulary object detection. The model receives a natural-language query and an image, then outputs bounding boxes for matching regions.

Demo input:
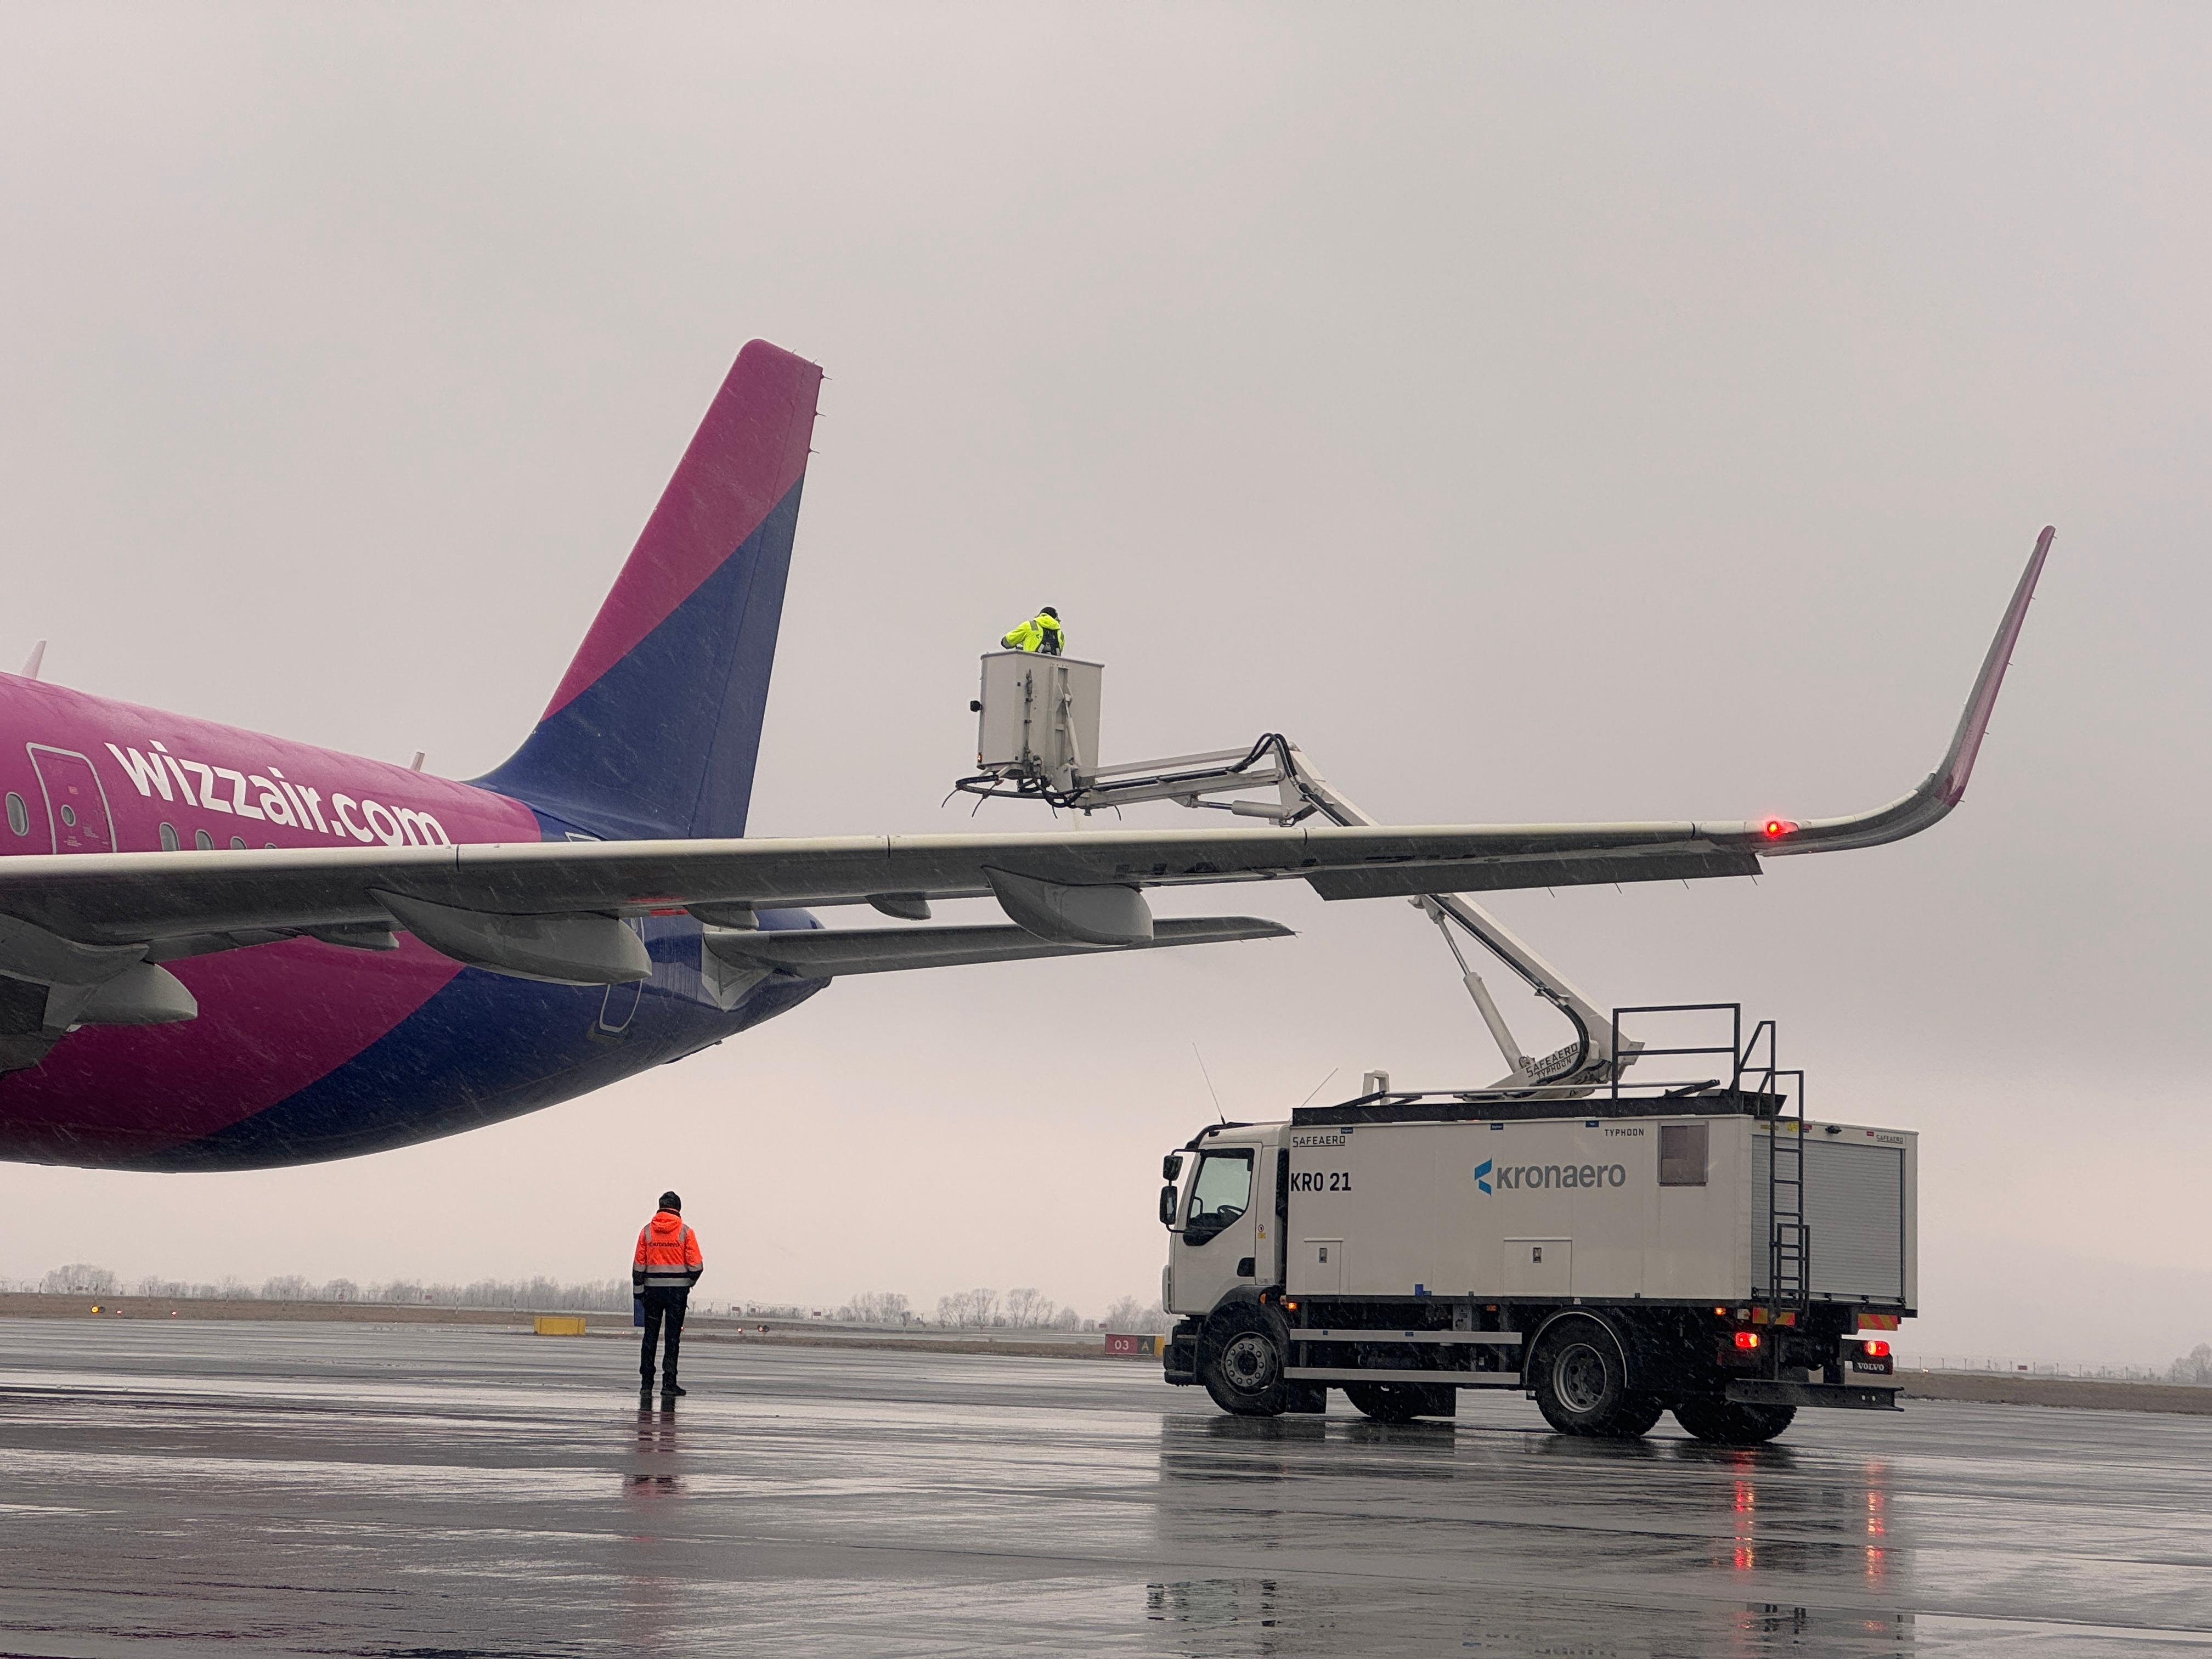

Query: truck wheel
[1604,1393,1666,1438]
[1529,1316,1637,1437]
[1672,1399,1796,1444]
[1200,1305,1289,1417]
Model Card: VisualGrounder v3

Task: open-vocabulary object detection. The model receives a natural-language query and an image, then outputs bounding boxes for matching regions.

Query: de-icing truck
[1156,1009,1910,1444]
[953,542,2050,1444]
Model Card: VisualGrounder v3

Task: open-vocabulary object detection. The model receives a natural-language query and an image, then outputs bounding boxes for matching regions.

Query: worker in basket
[1001,606,1065,655]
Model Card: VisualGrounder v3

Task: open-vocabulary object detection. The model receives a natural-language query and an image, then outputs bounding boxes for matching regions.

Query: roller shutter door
[1803,1140,1904,1302]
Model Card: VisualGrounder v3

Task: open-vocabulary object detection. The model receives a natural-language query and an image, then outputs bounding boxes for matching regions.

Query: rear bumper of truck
[1726,1378,1902,1412]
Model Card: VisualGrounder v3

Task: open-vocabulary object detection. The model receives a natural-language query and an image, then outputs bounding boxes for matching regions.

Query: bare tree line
[912,1288,1171,1332]
[929,1287,1081,1329]
[18,1263,1176,1331]
[24,1263,631,1311]
[15,1263,2208,1363]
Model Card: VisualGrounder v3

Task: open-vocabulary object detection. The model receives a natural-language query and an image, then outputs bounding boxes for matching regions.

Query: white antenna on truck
[1192,1043,1227,1124]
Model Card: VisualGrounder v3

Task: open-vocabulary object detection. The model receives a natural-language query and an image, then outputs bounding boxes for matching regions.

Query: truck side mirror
[1158,1184,1180,1227]
[1162,1153,1183,1182]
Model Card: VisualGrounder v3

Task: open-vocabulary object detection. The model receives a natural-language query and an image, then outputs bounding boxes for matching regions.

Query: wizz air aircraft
[0,341,2051,1171]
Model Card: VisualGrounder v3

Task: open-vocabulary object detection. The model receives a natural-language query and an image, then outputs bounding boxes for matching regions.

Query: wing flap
[706,915,1291,977]
[1307,847,1762,900]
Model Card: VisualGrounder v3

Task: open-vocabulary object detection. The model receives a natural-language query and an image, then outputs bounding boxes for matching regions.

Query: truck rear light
[1850,1336,1895,1374]
[1733,1331,1760,1351]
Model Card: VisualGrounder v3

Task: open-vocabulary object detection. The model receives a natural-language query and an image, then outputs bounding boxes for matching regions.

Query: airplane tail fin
[475,341,823,841]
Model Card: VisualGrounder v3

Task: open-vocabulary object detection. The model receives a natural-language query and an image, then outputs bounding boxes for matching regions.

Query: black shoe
[661,1383,687,1397]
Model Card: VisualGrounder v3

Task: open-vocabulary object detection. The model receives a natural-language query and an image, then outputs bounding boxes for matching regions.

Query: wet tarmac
[0,1319,2207,1657]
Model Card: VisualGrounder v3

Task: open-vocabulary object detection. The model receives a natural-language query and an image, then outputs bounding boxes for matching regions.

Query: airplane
[0,339,2053,1171]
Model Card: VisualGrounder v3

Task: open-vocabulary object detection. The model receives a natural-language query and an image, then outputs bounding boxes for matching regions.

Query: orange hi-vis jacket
[633,1210,704,1293]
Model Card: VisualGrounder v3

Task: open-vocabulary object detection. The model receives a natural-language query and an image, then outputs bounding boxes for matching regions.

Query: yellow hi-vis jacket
[1001,612,1065,654]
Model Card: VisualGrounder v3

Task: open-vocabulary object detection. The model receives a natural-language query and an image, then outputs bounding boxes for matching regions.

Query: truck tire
[1200,1305,1290,1417]
[1345,1382,1454,1423]
[1529,1316,1650,1437]
[1672,1399,1796,1444]
[1606,1393,1666,1438]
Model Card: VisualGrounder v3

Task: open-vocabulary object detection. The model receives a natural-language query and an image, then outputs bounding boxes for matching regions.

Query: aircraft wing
[0,529,2050,989]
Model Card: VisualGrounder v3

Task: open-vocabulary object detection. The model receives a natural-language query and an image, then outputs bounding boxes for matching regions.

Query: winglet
[1760,526,2053,856]
[1934,524,2053,807]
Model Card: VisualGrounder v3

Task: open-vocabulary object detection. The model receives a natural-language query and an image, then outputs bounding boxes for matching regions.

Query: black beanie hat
[659,1190,681,1212]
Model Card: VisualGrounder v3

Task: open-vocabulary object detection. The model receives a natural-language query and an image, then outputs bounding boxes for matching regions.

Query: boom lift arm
[955,528,2055,1091]
[964,732,1634,1093]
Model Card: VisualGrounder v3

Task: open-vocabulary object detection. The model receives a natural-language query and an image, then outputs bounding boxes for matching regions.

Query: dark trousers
[639,1287,688,1385]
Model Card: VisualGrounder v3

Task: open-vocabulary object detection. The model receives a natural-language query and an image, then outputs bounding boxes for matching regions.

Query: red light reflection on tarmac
[1731,1474,1757,1572]
[1864,1462,1891,1583]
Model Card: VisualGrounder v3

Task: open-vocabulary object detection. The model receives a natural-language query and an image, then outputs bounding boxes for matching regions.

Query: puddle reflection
[625,1397,683,1499]
[1144,1576,1916,1656]
[1702,1451,1893,1585]
[1153,1409,1910,1646]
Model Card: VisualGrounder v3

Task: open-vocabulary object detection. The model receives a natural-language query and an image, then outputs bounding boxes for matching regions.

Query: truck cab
[1160,1126,1283,1321]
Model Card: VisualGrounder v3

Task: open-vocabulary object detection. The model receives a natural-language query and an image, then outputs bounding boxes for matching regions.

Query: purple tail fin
[476,341,823,840]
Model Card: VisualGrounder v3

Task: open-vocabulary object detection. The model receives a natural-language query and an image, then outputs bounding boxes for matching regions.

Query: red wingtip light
[1762,819,1797,839]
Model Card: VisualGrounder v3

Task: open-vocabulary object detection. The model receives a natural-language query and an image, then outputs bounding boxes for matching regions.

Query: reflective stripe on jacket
[633,1210,704,1291]
[1000,613,1065,654]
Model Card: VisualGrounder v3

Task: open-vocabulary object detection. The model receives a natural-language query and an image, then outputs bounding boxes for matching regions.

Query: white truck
[1157,1019,1909,1444]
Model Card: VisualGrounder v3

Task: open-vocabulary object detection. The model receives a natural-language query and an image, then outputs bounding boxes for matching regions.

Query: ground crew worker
[1000,606,1065,655]
[633,1190,704,1397]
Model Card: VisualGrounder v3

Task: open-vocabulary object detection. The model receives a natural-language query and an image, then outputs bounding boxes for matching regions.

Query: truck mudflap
[1726,1379,1903,1412]
[1163,1324,1200,1386]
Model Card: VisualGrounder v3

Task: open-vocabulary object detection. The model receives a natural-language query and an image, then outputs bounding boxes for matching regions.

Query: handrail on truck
[1601,1002,1810,1363]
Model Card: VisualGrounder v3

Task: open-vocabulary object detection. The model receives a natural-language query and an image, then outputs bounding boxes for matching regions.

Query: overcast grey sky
[0,4,2205,1361]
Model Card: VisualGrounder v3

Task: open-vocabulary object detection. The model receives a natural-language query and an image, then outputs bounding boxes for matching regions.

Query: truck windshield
[1184,1149,1254,1245]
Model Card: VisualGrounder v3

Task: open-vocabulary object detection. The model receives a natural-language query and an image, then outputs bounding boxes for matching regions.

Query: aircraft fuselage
[0,673,822,1171]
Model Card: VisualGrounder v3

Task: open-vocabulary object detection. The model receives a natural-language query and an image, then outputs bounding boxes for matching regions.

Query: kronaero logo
[1472,1156,1628,1195]
[104,741,452,848]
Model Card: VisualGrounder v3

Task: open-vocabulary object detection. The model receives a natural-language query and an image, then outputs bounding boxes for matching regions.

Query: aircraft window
[1183,1149,1254,1246]
[229,836,247,850]
[194,829,213,851]
[59,804,76,828]
[159,822,178,851]
[3,793,24,836]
